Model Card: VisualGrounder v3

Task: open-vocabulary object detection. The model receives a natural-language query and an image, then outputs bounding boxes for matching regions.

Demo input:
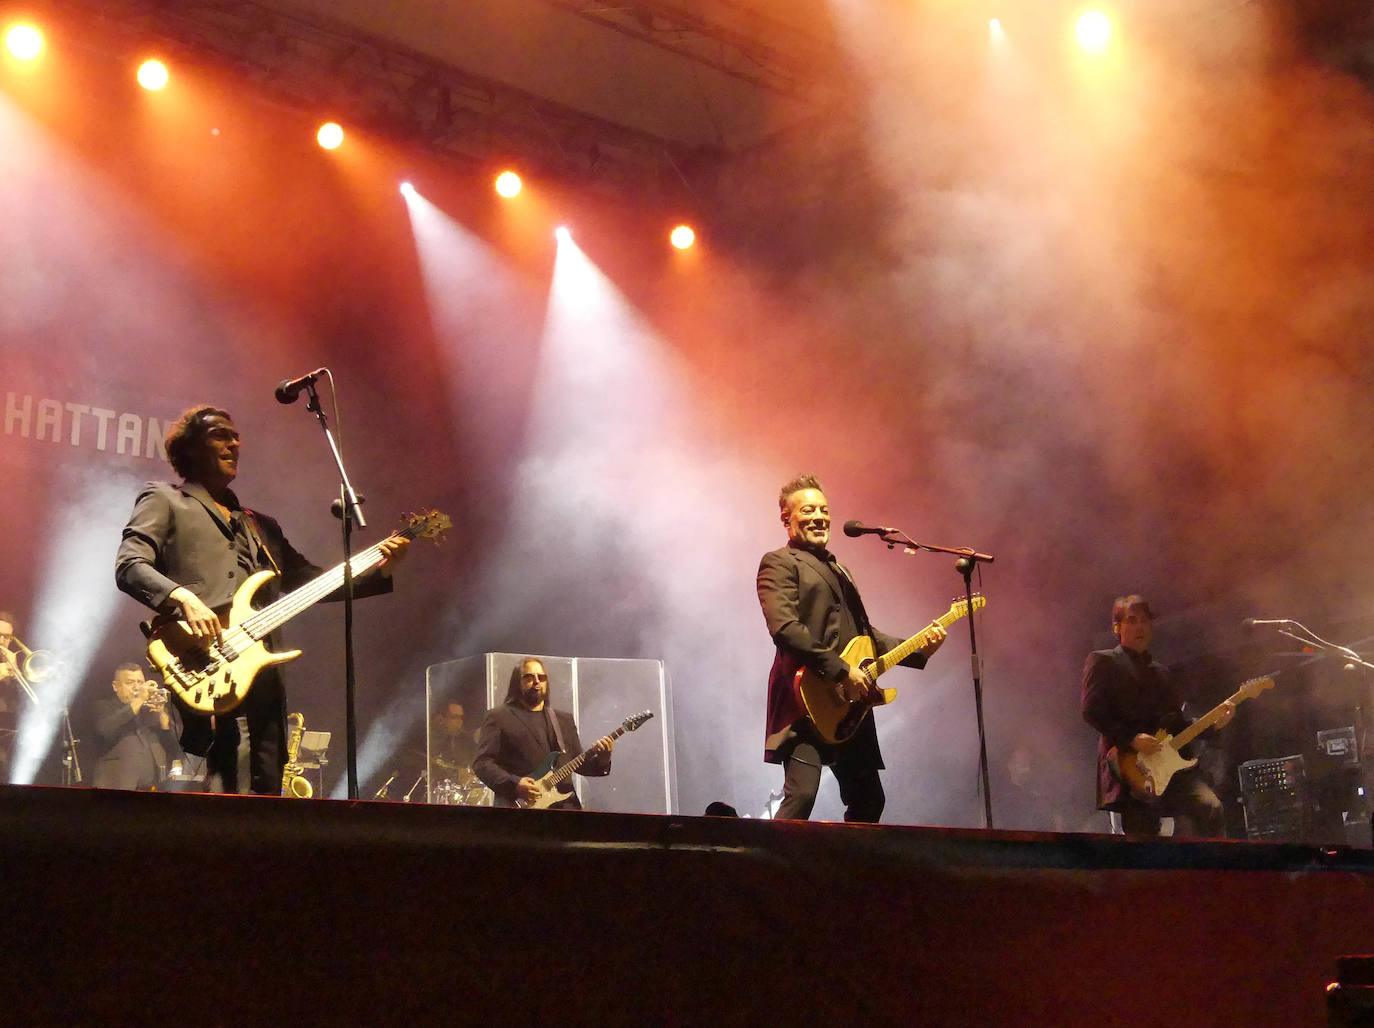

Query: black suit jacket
[757,544,924,763]
[472,703,610,809]
[91,695,183,790]
[115,481,348,613]
[1081,645,1190,810]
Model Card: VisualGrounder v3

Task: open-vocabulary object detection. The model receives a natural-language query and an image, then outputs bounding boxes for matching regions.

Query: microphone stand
[295,377,367,800]
[878,529,996,830]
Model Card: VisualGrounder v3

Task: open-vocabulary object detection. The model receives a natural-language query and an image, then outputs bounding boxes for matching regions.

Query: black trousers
[777,733,885,824]
[181,668,288,795]
[1117,769,1226,838]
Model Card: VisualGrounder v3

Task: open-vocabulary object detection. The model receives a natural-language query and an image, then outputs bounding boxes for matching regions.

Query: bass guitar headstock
[401,509,452,542]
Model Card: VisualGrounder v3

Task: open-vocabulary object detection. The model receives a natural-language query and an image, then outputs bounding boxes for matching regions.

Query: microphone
[1242,618,1293,629]
[843,520,897,538]
[274,368,326,404]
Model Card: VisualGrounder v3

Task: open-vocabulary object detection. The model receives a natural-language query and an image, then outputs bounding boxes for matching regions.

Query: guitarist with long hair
[1081,594,1233,837]
[115,405,409,794]
[756,474,946,823]
[472,657,611,809]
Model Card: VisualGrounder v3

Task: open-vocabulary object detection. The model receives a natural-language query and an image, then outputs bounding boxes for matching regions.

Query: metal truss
[540,0,834,101]
[47,0,725,205]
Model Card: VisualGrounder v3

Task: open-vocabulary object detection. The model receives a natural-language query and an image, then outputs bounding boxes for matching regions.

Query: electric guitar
[795,595,986,745]
[143,509,451,714]
[516,710,654,810]
[1107,675,1275,803]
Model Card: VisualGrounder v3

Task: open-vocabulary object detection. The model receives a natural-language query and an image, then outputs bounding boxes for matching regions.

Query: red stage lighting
[5,22,43,61]
[494,171,522,198]
[317,122,344,150]
[137,59,169,91]
[670,225,696,250]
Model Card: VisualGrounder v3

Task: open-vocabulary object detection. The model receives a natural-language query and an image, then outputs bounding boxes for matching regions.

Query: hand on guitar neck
[1132,700,1236,755]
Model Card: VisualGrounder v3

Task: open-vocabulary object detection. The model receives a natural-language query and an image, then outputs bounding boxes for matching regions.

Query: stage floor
[2,785,1371,1025]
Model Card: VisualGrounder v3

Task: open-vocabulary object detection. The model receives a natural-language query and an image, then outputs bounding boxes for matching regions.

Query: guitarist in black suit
[114,405,409,794]
[1081,594,1232,837]
[472,657,611,809]
[756,474,945,823]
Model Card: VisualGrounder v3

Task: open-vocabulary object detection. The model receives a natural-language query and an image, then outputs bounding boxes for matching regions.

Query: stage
[1,785,1371,1024]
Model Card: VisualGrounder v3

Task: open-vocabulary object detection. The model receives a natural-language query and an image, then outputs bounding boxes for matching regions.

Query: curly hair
[778,473,824,513]
[164,405,232,479]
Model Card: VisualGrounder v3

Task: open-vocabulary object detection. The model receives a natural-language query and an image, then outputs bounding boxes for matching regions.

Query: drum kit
[429,756,493,806]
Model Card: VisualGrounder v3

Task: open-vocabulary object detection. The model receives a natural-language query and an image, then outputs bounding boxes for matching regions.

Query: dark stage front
[2,785,1371,1025]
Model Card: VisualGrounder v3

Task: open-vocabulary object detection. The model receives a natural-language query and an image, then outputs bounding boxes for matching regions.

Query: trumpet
[142,682,170,712]
[0,636,59,702]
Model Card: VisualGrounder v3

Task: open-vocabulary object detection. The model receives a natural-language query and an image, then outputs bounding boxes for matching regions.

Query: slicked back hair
[1111,594,1152,632]
[778,473,824,514]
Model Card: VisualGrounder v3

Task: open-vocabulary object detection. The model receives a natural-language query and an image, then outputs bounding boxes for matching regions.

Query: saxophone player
[92,663,184,791]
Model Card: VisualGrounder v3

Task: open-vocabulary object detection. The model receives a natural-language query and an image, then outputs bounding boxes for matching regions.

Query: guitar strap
[240,509,282,577]
[545,706,569,756]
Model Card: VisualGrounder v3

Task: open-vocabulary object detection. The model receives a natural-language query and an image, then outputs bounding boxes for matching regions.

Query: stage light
[670,225,695,250]
[494,171,522,198]
[137,59,169,91]
[317,121,344,150]
[554,225,571,242]
[5,22,43,61]
[399,181,416,197]
[1075,9,1112,53]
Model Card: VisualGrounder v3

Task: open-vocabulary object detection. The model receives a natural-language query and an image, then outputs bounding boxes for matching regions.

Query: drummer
[431,700,477,776]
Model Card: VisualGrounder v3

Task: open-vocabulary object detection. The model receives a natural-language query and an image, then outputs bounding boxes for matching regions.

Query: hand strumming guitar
[169,587,222,643]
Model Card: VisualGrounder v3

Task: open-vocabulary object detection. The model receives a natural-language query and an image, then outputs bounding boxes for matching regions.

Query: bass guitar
[795,595,986,745]
[143,509,451,714]
[1107,675,1275,802]
[516,710,654,810]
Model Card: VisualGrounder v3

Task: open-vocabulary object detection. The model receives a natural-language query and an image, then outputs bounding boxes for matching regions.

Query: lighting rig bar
[47,0,720,204]
[542,0,835,102]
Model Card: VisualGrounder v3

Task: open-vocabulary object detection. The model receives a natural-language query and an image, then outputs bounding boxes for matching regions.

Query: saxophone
[281,712,312,798]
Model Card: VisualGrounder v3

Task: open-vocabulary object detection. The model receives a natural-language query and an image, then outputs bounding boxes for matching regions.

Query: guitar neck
[241,534,406,641]
[1170,682,1259,750]
[874,607,965,677]
[546,724,629,787]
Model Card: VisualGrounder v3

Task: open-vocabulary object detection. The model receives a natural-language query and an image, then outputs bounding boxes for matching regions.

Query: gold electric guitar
[795,595,986,745]
[143,509,451,714]
[1107,675,1275,803]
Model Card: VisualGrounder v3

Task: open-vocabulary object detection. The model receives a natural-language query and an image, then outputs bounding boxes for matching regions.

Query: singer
[115,405,409,794]
[755,474,945,823]
[1081,594,1233,837]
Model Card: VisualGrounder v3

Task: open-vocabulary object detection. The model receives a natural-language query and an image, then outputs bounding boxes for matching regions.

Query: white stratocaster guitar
[1108,675,1275,802]
[516,711,654,809]
[143,509,451,714]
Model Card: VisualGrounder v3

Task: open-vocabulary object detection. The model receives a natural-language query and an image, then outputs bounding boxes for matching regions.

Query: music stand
[299,729,331,797]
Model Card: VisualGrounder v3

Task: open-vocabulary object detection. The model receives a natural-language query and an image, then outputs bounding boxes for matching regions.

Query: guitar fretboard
[874,599,983,677]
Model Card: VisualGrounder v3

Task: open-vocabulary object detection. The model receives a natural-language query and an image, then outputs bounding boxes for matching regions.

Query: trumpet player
[0,611,20,776]
[92,663,184,791]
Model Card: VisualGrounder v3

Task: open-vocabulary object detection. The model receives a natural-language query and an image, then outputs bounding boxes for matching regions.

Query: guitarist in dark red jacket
[756,474,944,823]
[115,405,408,794]
[1081,594,1232,837]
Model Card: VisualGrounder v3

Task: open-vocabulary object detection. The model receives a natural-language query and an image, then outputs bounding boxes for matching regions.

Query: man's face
[517,660,549,710]
[783,488,830,552]
[0,620,12,650]
[112,668,147,705]
[192,414,240,487]
[436,703,465,734]
[1116,607,1153,653]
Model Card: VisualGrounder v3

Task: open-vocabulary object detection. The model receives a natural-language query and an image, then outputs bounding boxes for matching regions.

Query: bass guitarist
[472,657,611,809]
[1081,594,1233,837]
[115,405,408,794]
[756,474,945,823]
